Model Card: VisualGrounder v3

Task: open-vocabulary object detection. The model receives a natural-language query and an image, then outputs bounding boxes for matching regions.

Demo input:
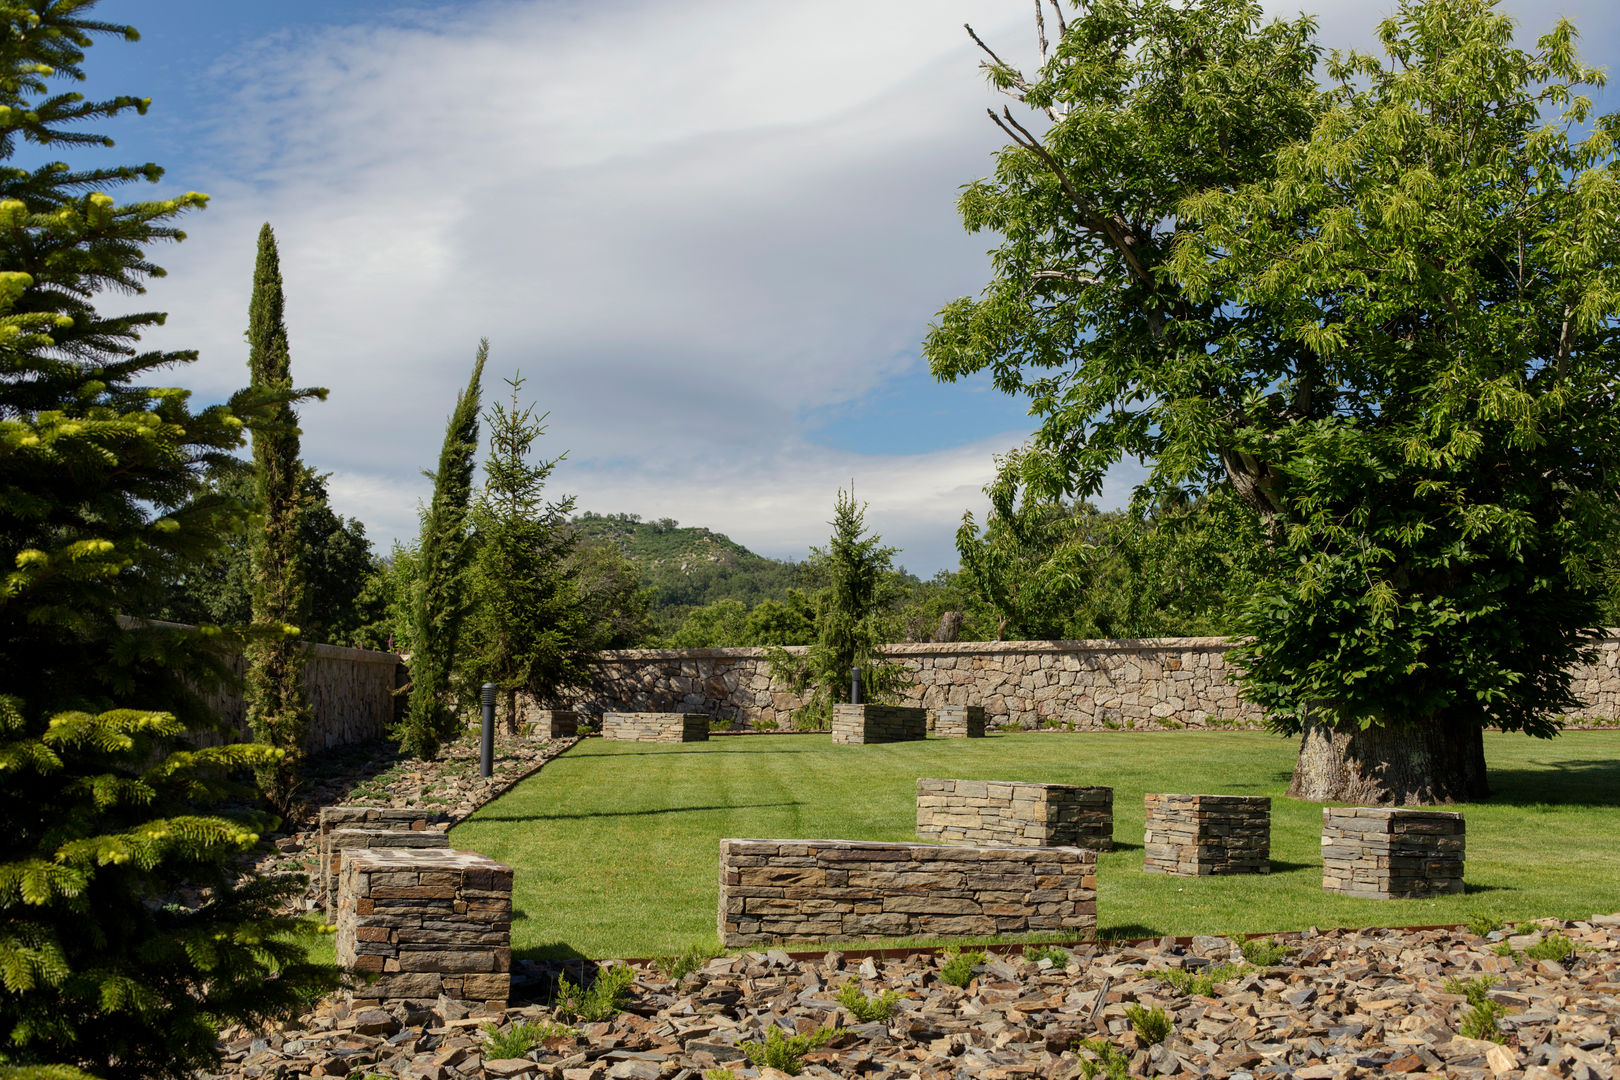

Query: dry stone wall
[572,634,1620,731]
[916,778,1113,850]
[1322,807,1465,899]
[717,838,1096,947]
[602,712,708,742]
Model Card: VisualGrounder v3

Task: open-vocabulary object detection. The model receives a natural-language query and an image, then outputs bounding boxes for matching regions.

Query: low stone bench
[831,704,926,745]
[322,828,449,917]
[527,708,579,739]
[335,848,513,1005]
[602,712,708,742]
[318,806,450,915]
[933,705,986,738]
[1322,807,1465,899]
[718,837,1095,947]
[916,778,1113,850]
[1144,793,1270,875]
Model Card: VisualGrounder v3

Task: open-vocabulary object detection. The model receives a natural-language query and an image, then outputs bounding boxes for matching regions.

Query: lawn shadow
[1098,922,1163,941]
[515,940,590,964]
[1106,840,1143,853]
[571,747,815,758]
[472,800,801,823]
[1266,859,1316,874]
[1462,881,1509,895]
[1485,757,1620,808]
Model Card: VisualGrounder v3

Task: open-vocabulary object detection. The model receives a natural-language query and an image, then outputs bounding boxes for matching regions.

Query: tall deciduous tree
[0,3,335,1075]
[928,0,1619,802]
[243,223,318,811]
[399,341,487,759]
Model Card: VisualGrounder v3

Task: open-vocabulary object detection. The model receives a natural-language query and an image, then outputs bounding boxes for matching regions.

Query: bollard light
[850,666,862,705]
[480,682,496,779]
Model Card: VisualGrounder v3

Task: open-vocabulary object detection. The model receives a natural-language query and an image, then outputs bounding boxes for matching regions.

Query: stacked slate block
[602,711,708,742]
[335,848,513,1005]
[916,778,1113,850]
[1321,807,1465,898]
[1143,793,1271,875]
[718,837,1095,946]
[318,806,450,917]
[933,705,986,738]
[831,704,927,745]
[529,709,579,739]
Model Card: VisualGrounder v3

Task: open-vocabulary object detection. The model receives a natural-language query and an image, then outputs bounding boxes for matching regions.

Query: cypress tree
[399,340,487,759]
[0,4,336,1076]
[243,223,314,811]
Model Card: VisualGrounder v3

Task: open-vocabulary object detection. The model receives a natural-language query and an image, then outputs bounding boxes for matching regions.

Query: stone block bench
[1322,807,1465,898]
[831,704,926,745]
[318,806,450,915]
[602,712,708,742]
[718,837,1096,947]
[527,708,579,739]
[1143,793,1270,875]
[916,778,1113,850]
[335,848,513,1005]
[933,705,986,738]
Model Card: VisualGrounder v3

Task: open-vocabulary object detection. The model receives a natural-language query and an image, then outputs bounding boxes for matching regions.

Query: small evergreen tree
[243,222,317,811]
[464,372,588,731]
[770,488,908,727]
[399,341,487,759]
[0,3,336,1075]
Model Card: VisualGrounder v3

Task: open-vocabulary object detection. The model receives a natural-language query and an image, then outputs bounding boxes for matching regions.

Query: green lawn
[449,730,1620,960]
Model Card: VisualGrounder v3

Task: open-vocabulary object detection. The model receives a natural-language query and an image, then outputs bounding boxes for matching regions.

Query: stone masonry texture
[519,708,578,739]
[933,704,986,738]
[564,634,1620,731]
[318,806,450,917]
[916,778,1114,851]
[1144,793,1271,876]
[601,712,709,742]
[1322,806,1465,899]
[321,828,449,918]
[717,837,1096,947]
[831,704,927,745]
[335,847,513,1005]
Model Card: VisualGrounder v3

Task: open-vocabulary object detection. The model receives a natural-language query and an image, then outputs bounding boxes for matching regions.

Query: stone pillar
[1143,793,1270,875]
[1322,807,1465,898]
[318,806,450,916]
[916,778,1113,850]
[831,704,927,745]
[335,848,513,1006]
[323,828,449,917]
[602,712,709,742]
[933,705,986,738]
[530,709,579,739]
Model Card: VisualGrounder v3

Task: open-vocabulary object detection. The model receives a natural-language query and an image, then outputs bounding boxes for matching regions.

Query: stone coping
[344,847,510,873]
[598,636,1243,661]
[721,836,1090,858]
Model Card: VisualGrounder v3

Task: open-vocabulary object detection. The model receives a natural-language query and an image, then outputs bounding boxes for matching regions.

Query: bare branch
[1557,302,1575,377]
[965,22,1019,79]
[1032,269,1103,285]
[1047,0,1068,38]
[989,106,1152,286]
[966,21,1057,119]
[1034,0,1049,60]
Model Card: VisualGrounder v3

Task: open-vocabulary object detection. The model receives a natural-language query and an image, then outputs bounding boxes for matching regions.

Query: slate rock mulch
[201,914,1618,1080]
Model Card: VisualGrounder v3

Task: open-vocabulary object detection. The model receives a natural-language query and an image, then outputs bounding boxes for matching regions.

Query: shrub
[1024,945,1070,966]
[1524,932,1575,962]
[1239,936,1291,967]
[740,1025,840,1076]
[1125,1003,1171,1046]
[1072,1037,1131,1080]
[1465,913,1504,938]
[657,945,721,983]
[939,948,986,988]
[1446,976,1507,1043]
[483,1020,575,1057]
[703,1070,735,1080]
[1157,962,1248,997]
[752,717,780,732]
[555,964,635,1023]
[835,982,899,1022]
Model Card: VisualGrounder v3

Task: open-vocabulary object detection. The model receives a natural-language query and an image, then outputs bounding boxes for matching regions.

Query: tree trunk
[1287,709,1489,805]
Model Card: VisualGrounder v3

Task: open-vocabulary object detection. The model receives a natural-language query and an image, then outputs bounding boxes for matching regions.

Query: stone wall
[335,848,513,1005]
[916,778,1113,850]
[1321,807,1465,899]
[570,633,1620,731]
[602,712,708,742]
[717,838,1096,947]
[831,704,926,745]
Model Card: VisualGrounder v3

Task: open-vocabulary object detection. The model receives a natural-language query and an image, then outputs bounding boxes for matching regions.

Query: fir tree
[464,372,588,731]
[399,341,487,758]
[243,223,316,812]
[0,3,335,1076]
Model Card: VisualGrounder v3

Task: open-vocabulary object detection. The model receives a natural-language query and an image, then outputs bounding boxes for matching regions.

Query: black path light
[850,666,862,705]
[480,682,496,779]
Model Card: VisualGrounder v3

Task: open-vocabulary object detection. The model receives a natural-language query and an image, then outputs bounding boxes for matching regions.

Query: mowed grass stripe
[449,731,1620,960]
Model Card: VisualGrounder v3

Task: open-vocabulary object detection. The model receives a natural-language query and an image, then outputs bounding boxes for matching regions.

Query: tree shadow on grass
[1485,758,1620,808]
[571,747,815,758]
[471,800,801,823]
[1463,881,1509,895]
[1097,922,1163,941]
[1267,859,1316,873]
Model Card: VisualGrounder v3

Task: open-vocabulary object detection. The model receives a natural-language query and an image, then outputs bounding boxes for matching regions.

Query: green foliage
[1125,1003,1172,1046]
[1073,1037,1131,1080]
[482,1020,574,1058]
[1156,963,1249,997]
[554,964,634,1023]
[399,342,487,759]
[702,1070,735,1080]
[243,222,318,813]
[1023,945,1069,966]
[739,1025,839,1076]
[835,981,899,1022]
[1238,937,1291,967]
[938,947,986,988]
[1445,976,1507,1042]
[1465,913,1505,938]
[1524,933,1575,962]
[656,945,720,983]
[1492,940,1517,958]
[0,6,339,1074]
[768,488,910,728]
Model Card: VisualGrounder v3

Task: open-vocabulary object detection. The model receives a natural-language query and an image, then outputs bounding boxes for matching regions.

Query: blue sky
[49,0,1620,575]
